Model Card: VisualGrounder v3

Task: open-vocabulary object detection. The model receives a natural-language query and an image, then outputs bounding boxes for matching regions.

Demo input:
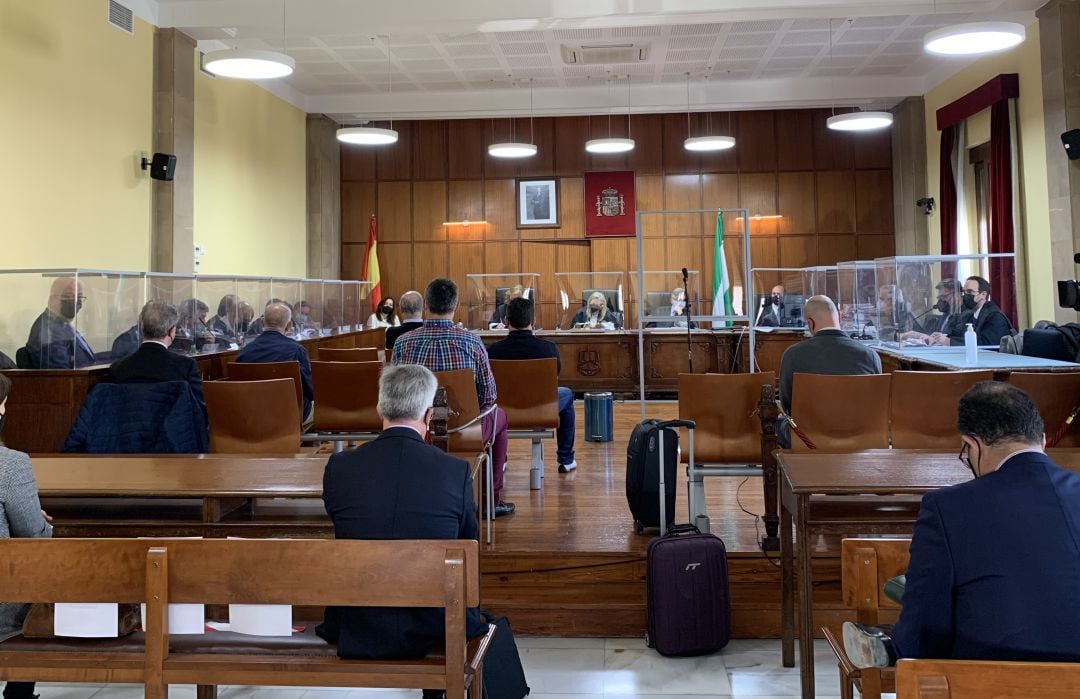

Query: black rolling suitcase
[646,524,732,656]
[626,419,695,535]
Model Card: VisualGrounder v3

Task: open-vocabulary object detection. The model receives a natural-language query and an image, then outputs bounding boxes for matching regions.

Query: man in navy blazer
[316,363,487,659]
[24,277,96,369]
[235,302,313,422]
[844,381,1080,667]
[106,300,205,415]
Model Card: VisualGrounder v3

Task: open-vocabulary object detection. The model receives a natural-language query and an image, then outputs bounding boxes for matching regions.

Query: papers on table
[228,604,293,636]
[141,603,206,635]
[54,603,118,637]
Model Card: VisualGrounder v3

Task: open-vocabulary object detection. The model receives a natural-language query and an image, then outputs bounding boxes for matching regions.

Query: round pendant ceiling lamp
[826,111,894,132]
[681,73,735,152]
[587,74,635,154]
[336,127,399,145]
[923,21,1025,56]
[203,49,295,79]
[487,80,538,159]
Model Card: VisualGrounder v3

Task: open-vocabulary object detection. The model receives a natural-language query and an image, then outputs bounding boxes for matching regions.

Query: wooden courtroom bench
[895,658,1080,698]
[0,538,495,699]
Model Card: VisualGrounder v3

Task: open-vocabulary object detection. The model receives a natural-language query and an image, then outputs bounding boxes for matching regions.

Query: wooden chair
[679,372,775,533]
[790,373,893,451]
[155,539,494,699]
[318,347,382,362]
[226,361,304,417]
[204,378,301,453]
[825,538,911,699]
[490,358,559,491]
[436,369,498,544]
[302,360,383,451]
[1008,371,1080,447]
[889,371,994,448]
[896,658,1080,698]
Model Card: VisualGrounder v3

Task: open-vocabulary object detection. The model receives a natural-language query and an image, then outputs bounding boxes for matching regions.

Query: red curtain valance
[935,74,1019,131]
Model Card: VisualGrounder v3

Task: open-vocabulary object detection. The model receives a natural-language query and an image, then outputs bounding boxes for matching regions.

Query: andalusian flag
[361,214,382,307]
[712,211,734,324]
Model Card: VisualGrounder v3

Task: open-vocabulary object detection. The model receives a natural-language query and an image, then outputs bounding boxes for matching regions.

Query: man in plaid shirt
[392,278,513,517]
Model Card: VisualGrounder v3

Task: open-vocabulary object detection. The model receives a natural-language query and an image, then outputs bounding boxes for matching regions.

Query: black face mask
[59,299,83,319]
[934,298,950,314]
[771,294,784,306]
[962,293,977,311]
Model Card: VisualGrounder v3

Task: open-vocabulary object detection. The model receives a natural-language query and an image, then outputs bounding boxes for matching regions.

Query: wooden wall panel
[778,172,816,236]
[663,174,702,237]
[640,238,665,271]
[857,234,895,260]
[776,110,815,171]
[341,244,366,283]
[818,235,857,266]
[448,120,485,180]
[376,122,413,180]
[812,110,854,171]
[855,169,893,234]
[628,113,664,174]
[701,173,740,234]
[736,111,777,173]
[486,118,520,181]
[636,175,664,237]
[485,242,520,274]
[412,181,447,241]
[447,180,485,241]
[522,242,558,324]
[662,112,701,174]
[665,238,703,277]
[413,242,448,290]
[378,242,413,298]
[377,182,412,242]
[447,242,485,291]
[591,238,629,272]
[854,129,892,170]
[739,173,779,237]
[341,145,375,181]
[779,236,817,269]
[554,116,589,177]
[519,117,556,179]
[557,178,585,239]
[413,120,448,180]
[556,241,591,274]
[342,181,376,243]
[484,179,517,239]
[816,171,856,235]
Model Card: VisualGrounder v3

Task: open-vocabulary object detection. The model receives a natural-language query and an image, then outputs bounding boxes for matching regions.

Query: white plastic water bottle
[964,323,978,365]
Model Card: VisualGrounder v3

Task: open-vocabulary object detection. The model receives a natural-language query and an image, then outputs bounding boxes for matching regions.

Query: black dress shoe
[842,622,899,669]
[421,690,445,699]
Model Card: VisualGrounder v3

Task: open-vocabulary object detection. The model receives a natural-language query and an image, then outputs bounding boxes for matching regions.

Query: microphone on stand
[681,267,693,373]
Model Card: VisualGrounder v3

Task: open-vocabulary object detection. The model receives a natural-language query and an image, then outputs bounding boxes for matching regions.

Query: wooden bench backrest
[226,361,304,416]
[489,358,559,429]
[0,539,150,602]
[841,538,911,623]
[1008,371,1080,448]
[889,371,994,449]
[318,347,381,362]
[790,373,892,451]
[310,360,383,431]
[680,372,775,463]
[896,659,1080,698]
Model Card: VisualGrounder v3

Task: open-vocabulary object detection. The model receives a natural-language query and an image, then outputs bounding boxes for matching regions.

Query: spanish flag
[361,214,382,307]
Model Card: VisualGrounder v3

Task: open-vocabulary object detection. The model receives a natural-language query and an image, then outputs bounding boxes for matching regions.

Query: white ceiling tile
[409,71,459,81]
[773,45,824,58]
[445,43,495,57]
[766,57,812,69]
[284,47,334,62]
[612,26,662,38]
[667,49,712,62]
[869,55,909,67]
[837,28,898,44]
[731,20,785,33]
[784,30,830,44]
[500,41,548,56]
[400,59,452,71]
[857,65,907,76]
[671,23,723,36]
[880,40,924,55]
[718,46,768,60]
[393,45,443,59]
[910,13,971,27]
[668,35,717,50]
[506,55,552,67]
[387,33,429,46]
[810,66,854,77]
[832,44,875,57]
[499,30,546,42]
[851,16,909,29]
[304,63,353,76]
[437,32,487,44]
[758,68,805,77]
[421,82,466,91]
[789,18,829,31]
[663,61,709,73]
[333,46,384,61]
[457,57,502,70]
[553,28,603,40]
[722,33,771,48]
[898,26,935,41]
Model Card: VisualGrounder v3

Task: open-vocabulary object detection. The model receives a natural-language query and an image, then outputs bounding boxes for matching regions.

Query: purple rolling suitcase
[646,523,732,657]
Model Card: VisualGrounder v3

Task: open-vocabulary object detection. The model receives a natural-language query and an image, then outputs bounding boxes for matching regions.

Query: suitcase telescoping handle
[664,523,701,537]
[656,419,696,430]
[655,420,695,536]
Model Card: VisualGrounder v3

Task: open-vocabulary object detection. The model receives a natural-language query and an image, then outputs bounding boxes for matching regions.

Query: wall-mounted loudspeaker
[1062,129,1080,161]
[141,153,177,181]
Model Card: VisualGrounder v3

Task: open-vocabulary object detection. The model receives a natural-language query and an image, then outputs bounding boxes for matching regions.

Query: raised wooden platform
[482,399,855,638]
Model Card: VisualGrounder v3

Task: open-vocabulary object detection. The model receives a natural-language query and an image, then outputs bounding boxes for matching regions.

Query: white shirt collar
[995,447,1043,471]
[142,339,169,348]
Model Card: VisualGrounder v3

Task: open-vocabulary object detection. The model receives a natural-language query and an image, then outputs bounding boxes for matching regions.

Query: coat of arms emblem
[595,187,625,217]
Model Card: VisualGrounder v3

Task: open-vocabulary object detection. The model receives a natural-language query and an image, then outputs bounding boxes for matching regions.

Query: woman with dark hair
[366,297,400,330]
[0,373,53,699]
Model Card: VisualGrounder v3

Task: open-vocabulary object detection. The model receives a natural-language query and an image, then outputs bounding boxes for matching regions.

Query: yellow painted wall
[0,0,154,270]
[194,64,307,277]
[923,22,1054,323]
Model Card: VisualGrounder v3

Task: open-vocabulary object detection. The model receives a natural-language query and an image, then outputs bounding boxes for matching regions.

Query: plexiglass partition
[195,276,243,348]
[633,270,702,329]
[464,274,541,330]
[872,253,1017,347]
[342,281,371,331]
[145,273,204,355]
[836,261,878,338]
[555,272,627,330]
[749,268,809,329]
[321,280,345,333]
[804,265,839,301]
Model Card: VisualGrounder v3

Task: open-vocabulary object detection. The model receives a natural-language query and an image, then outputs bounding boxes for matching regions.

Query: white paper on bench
[140,603,205,634]
[229,604,292,636]
[54,603,119,637]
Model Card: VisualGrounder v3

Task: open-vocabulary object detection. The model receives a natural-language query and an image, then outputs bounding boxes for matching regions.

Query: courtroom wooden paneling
[484,178,517,239]
[412,180,448,241]
[447,242,486,294]
[553,115,590,177]
[636,175,664,237]
[626,113,664,174]
[484,241,520,275]
[378,241,414,296]
[487,118,522,181]
[779,236,817,269]
[856,169,894,234]
[776,110,816,171]
[591,238,630,273]
[778,172,816,236]
[447,180,485,241]
[376,181,413,242]
[341,181,376,243]
[341,142,375,181]
[376,121,412,180]
[412,120,448,180]
[663,174,703,238]
[556,241,591,275]
[854,127,893,171]
[816,171,857,234]
[587,114,632,172]
[736,111,778,173]
[812,110,855,171]
[557,177,585,239]
[740,173,780,237]
[413,242,449,290]
[518,117,556,179]
[818,235,858,267]
[858,233,898,260]
[448,119,485,180]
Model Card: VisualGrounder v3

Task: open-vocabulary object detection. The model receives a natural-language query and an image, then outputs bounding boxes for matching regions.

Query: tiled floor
[28,638,884,699]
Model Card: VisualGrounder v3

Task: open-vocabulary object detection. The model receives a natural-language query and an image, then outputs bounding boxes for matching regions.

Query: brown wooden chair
[436,369,498,544]
[301,360,383,451]
[204,378,301,453]
[490,359,559,491]
[889,371,994,448]
[790,373,893,451]
[825,538,911,699]
[679,372,775,533]
[226,361,304,418]
[1008,371,1080,447]
[318,347,382,362]
[895,658,1080,698]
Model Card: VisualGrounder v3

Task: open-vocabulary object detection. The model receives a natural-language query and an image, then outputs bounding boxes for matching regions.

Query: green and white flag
[712,212,735,324]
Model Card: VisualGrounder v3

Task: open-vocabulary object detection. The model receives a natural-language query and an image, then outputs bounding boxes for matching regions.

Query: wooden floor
[482,400,852,638]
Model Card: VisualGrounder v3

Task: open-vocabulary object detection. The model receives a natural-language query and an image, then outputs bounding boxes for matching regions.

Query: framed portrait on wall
[517,178,559,228]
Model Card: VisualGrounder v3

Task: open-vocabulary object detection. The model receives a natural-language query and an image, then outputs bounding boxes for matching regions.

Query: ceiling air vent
[108,0,134,35]
[560,43,649,65]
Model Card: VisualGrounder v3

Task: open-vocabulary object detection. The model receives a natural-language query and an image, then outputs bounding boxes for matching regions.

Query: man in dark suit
[930,275,1012,347]
[487,297,576,473]
[902,278,964,343]
[235,302,313,423]
[844,381,1080,666]
[105,300,205,414]
[316,363,488,660]
[755,284,786,328]
[24,277,96,369]
[384,290,424,350]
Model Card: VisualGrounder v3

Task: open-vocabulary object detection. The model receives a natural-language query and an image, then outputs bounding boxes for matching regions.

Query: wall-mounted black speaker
[1062,129,1080,160]
[141,152,177,181]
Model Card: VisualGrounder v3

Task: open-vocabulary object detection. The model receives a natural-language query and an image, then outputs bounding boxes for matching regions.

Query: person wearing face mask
[23,277,96,369]
[843,381,1080,668]
[0,373,54,699]
[928,275,1012,347]
[571,291,623,329]
[901,279,964,344]
[755,284,786,328]
[316,364,488,661]
[366,297,400,330]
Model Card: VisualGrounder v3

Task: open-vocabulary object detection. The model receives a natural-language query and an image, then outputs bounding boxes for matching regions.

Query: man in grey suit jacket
[778,296,882,445]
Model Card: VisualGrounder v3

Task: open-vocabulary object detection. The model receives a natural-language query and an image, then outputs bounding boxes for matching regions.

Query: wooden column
[151,28,196,273]
[307,114,342,279]
[891,97,930,256]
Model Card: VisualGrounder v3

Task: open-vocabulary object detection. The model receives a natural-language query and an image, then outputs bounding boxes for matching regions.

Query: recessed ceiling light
[488,142,538,158]
[924,22,1025,56]
[203,49,294,79]
[826,111,893,132]
[336,127,399,145]
[585,138,635,154]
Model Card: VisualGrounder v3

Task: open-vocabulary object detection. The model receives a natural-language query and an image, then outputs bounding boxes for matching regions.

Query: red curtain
[939,125,958,255]
[989,100,1017,327]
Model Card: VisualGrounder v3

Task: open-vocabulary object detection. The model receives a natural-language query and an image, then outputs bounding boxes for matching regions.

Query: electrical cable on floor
[735,475,781,569]
[728,325,748,374]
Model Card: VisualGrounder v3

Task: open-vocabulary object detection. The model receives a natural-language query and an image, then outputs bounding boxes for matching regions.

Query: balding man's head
[399,290,424,320]
[48,277,85,319]
[803,295,839,335]
[262,302,293,332]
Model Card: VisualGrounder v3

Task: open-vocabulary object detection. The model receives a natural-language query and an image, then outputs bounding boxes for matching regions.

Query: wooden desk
[876,346,1080,376]
[777,448,1080,699]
